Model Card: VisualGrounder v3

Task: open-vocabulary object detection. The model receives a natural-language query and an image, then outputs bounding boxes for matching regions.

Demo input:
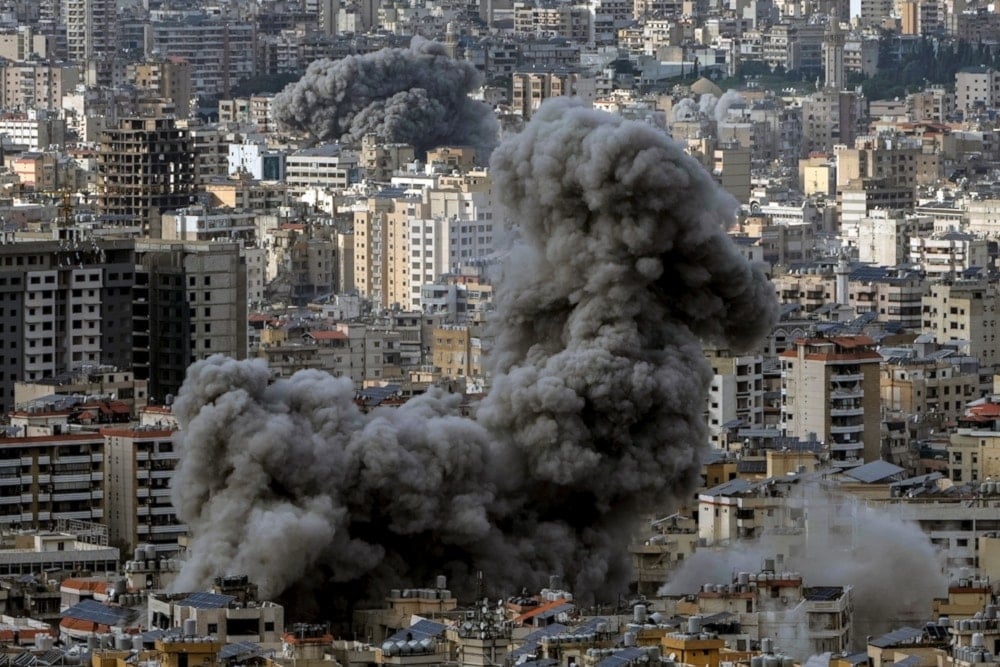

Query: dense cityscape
[0,2,997,667]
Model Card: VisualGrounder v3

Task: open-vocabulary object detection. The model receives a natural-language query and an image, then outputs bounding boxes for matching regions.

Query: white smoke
[659,486,947,653]
[170,98,779,607]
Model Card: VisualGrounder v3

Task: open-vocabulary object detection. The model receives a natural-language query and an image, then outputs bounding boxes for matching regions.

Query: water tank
[781,656,794,667]
[738,572,750,586]
[650,612,663,624]
[987,606,998,620]
[87,636,99,650]
[751,657,764,667]
[146,560,156,570]
[764,558,775,572]
[399,641,413,655]
[703,583,714,593]
[596,622,608,634]
[133,547,144,562]
[688,617,702,634]
[973,633,985,649]
[762,638,774,654]
[764,656,780,667]
[115,635,131,651]
[419,638,433,652]
[144,544,157,561]
[132,636,143,651]
[939,616,951,627]
[102,634,114,648]
[989,482,998,495]
[389,589,401,598]
[634,604,648,623]
[183,618,197,637]
[624,633,636,648]
[436,575,447,590]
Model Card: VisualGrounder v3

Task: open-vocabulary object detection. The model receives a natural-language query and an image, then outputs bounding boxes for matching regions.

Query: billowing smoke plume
[271,38,498,158]
[659,486,947,655]
[711,89,745,123]
[672,91,745,124]
[170,98,778,608]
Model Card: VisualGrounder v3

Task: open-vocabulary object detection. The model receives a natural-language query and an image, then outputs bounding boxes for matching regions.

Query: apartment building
[148,14,255,98]
[780,334,882,466]
[127,60,192,119]
[0,240,134,415]
[432,326,482,379]
[103,424,184,553]
[285,144,360,197]
[955,66,1000,113]
[0,428,106,527]
[0,113,66,151]
[923,280,1000,377]
[513,4,591,41]
[705,347,765,448]
[97,117,196,238]
[909,232,990,278]
[0,62,79,113]
[511,71,583,119]
[65,0,118,87]
[133,240,248,402]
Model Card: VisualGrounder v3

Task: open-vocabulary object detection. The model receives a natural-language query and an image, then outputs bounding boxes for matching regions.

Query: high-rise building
[64,0,118,87]
[103,421,184,553]
[97,117,197,238]
[780,334,882,467]
[0,240,134,415]
[133,240,248,402]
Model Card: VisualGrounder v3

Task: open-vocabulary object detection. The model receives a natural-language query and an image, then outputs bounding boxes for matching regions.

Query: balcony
[830,407,864,417]
[830,424,864,435]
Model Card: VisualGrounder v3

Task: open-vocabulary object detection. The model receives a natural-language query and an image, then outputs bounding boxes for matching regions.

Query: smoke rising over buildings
[169,98,778,605]
[271,38,498,158]
[659,487,947,652]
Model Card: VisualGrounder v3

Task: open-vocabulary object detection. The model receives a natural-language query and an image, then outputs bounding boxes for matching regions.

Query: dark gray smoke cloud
[271,38,498,158]
[170,98,778,604]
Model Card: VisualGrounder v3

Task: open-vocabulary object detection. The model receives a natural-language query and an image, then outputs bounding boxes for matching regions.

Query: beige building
[780,335,882,466]
[0,62,79,113]
[511,71,582,119]
[881,358,978,424]
[127,59,192,118]
[432,326,482,379]
[923,280,1000,374]
[712,145,751,204]
[103,424,183,553]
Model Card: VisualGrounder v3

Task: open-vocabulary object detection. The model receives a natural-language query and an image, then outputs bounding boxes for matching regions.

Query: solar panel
[509,623,569,659]
[11,653,34,667]
[597,648,645,667]
[574,618,606,634]
[179,592,236,609]
[387,619,447,643]
[803,587,842,601]
[219,642,264,660]
[62,599,131,627]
